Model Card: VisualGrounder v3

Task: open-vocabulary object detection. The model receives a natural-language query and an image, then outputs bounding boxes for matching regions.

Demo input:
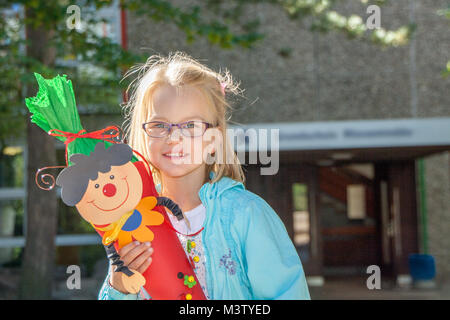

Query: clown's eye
[95,184,100,188]
[110,175,114,180]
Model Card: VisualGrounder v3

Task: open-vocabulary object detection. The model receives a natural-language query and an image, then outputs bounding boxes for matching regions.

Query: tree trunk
[18,8,58,299]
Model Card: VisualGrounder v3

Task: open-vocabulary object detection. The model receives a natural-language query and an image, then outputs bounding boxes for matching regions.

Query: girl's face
[145,84,217,180]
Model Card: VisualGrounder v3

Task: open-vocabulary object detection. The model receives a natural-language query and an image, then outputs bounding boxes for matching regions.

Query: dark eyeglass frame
[142,120,214,138]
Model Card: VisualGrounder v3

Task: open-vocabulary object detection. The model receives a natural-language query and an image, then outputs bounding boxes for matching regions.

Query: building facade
[1,0,447,293]
[125,0,450,284]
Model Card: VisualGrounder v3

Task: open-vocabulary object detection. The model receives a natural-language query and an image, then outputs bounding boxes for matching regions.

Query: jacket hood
[198,171,245,203]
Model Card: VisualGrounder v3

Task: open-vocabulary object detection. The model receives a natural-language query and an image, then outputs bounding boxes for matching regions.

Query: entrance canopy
[230,117,450,163]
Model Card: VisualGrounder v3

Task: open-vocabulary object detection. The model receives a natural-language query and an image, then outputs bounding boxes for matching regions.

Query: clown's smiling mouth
[88,177,130,212]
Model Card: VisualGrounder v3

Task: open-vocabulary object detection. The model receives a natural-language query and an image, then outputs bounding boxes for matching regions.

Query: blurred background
[0,0,449,299]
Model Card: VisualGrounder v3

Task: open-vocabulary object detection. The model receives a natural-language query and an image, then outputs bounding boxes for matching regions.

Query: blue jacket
[98,172,310,300]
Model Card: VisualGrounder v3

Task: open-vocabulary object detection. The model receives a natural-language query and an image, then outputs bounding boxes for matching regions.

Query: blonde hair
[122,51,245,188]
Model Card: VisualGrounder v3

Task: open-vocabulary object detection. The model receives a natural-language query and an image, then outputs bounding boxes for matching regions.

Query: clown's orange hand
[139,196,157,210]
[139,197,164,224]
[113,196,165,248]
[129,196,164,243]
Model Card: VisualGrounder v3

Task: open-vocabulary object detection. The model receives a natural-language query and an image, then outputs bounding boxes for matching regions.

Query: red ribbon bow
[48,125,122,166]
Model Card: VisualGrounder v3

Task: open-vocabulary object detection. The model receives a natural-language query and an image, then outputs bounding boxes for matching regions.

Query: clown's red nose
[103,183,117,197]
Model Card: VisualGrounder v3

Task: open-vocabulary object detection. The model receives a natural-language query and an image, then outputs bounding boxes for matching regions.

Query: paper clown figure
[56,143,166,247]
[25,73,206,300]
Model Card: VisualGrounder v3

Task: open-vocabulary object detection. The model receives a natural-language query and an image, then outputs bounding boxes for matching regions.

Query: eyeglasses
[142,120,213,138]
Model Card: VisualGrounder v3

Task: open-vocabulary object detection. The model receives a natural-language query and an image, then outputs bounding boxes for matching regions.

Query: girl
[98,51,310,300]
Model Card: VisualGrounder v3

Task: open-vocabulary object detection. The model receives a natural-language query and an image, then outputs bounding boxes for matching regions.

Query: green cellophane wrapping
[25,73,135,165]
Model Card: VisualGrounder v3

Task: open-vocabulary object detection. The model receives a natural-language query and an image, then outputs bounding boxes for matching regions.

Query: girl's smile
[162,152,190,160]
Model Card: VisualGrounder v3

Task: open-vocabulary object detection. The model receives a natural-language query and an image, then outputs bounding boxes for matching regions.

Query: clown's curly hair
[56,143,133,206]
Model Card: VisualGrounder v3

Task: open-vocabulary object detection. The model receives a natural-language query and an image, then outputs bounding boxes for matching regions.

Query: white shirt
[167,203,206,235]
[166,204,210,299]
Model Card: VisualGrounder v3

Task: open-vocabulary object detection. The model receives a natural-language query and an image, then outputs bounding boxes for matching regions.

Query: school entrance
[239,117,450,285]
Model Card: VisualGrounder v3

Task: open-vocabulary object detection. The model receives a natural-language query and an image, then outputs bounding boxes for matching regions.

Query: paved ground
[0,262,107,300]
[309,276,450,300]
[2,267,449,300]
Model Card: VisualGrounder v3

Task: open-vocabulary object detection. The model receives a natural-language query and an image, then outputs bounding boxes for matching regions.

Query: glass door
[287,164,321,277]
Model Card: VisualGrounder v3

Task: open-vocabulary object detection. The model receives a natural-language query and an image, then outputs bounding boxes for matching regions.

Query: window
[292,183,310,246]
[347,184,366,219]
[0,146,26,265]
[0,146,24,189]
